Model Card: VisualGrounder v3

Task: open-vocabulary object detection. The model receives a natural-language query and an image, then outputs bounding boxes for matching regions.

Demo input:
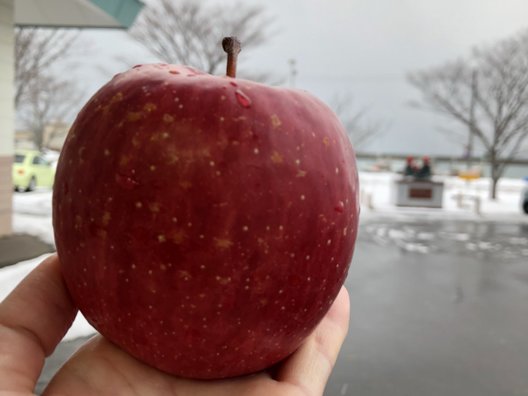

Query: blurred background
[1,0,528,395]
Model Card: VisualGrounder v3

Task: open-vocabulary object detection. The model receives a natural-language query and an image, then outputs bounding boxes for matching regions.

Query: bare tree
[18,75,82,151]
[15,28,79,107]
[331,93,384,149]
[409,30,528,199]
[130,0,272,75]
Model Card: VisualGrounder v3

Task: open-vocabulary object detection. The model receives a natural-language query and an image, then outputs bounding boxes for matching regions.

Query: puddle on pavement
[360,219,528,260]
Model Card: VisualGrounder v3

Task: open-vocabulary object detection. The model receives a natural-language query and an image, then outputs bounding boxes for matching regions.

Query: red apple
[52,55,359,379]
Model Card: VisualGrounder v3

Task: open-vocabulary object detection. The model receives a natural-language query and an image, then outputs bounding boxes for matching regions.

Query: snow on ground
[12,189,55,245]
[2,171,527,341]
[0,254,96,340]
[360,172,528,223]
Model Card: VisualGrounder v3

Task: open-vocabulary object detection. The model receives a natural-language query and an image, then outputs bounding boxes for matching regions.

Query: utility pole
[467,70,477,170]
[288,58,297,87]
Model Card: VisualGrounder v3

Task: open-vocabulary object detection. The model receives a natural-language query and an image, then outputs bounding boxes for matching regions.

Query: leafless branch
[330,93,385,149]
[129,0,273,75]
[15,27,79,107]
[408,29,528,198]
[18,74,83,150]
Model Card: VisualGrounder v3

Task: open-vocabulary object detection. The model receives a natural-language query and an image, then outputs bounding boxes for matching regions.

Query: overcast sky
[68,0,528,157]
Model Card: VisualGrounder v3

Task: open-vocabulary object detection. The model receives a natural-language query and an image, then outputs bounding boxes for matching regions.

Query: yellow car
[12,150,55,192]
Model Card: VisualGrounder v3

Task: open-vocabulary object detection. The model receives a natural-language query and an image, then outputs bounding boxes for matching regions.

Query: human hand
[0,255,350,396]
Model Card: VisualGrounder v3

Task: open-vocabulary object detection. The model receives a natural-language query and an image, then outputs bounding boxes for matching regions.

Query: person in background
[416,156,432,180]
[404,156,417,177]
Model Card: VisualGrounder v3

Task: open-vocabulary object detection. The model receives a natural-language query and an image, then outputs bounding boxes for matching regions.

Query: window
[32,156,47,166]
[14,154,25,164]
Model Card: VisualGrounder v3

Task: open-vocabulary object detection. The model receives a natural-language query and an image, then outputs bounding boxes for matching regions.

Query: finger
[274,286,350,396]
[0,254,77,393]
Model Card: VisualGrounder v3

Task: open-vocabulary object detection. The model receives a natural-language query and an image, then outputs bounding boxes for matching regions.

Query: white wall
[0,0,14,156]
[0,0,13,236]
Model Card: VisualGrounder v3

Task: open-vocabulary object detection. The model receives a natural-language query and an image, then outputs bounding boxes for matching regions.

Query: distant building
[15,122,71,151]
[13,129,34,150]
[45,122,71,151]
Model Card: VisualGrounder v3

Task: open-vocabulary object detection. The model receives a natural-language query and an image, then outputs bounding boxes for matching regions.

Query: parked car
[12,150,55,192]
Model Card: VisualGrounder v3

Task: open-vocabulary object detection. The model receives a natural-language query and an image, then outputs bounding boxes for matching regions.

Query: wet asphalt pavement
[37,218,528,395]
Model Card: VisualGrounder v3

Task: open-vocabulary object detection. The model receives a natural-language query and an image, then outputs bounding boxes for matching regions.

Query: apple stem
[222,37,241,78]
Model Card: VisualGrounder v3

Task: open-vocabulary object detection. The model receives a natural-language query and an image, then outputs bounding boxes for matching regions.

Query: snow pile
[12,189,55,245]
[359,172,528,222]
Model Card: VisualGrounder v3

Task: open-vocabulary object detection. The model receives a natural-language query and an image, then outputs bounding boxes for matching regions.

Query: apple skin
[52,63,360,379]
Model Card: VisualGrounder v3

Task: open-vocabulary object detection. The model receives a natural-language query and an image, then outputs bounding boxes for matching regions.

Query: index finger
[0,254,77,393]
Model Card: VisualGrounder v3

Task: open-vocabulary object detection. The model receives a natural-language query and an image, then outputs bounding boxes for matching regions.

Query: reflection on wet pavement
[362,219,528,260]
[324,219,528,396]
